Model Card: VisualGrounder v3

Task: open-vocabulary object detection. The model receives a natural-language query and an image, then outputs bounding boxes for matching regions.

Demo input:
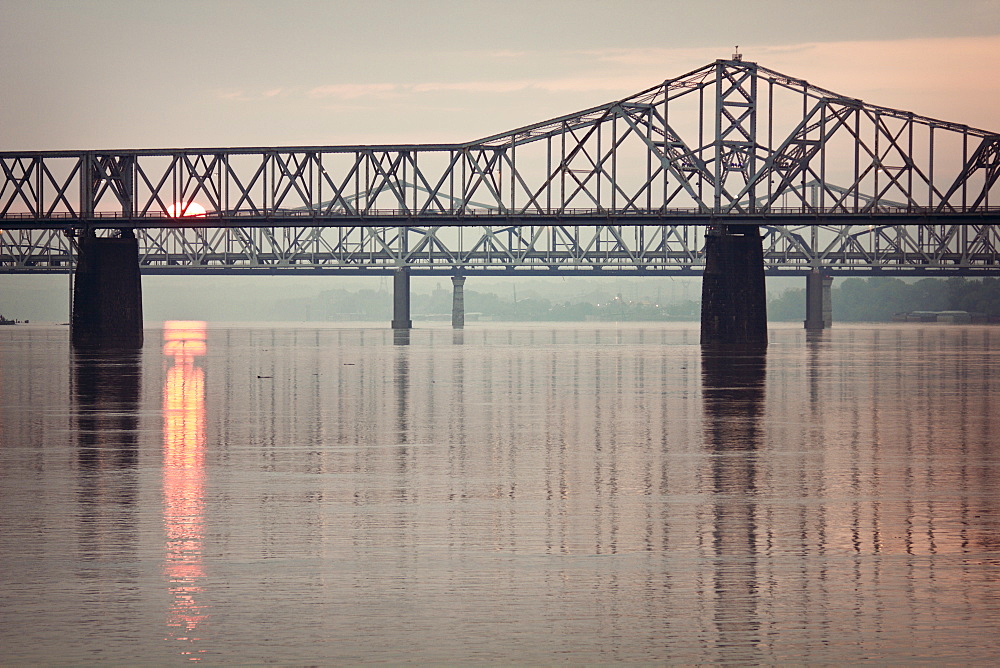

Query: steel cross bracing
[2,58,998,275]
[5,218,1000,276]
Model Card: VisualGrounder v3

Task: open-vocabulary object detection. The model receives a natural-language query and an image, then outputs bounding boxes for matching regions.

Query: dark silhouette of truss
[2,58,998,274]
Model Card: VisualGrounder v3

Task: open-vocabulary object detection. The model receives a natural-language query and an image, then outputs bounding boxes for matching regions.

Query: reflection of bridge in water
[2,56,998,344]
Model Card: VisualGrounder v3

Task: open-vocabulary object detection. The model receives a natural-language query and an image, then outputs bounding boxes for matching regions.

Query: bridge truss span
[2,59,999,224]
[4,220,999,276]
[1,58,998,277]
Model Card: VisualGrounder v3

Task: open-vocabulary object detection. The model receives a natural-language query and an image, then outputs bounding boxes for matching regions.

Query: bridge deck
[2,209,999,230]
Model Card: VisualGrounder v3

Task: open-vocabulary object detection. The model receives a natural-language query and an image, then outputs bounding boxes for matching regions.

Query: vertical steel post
[80,152,95,220]
[714,63,724,212]
[714,59,757,212]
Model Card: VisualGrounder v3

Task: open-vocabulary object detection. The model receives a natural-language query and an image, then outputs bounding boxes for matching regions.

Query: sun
[166,201,208,217]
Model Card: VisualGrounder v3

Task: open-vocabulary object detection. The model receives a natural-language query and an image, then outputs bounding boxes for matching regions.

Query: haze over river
[2,322,999,664]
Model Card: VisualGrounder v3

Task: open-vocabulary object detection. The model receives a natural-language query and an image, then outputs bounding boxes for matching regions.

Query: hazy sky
[3,0,999,321]
[2,0,999,152]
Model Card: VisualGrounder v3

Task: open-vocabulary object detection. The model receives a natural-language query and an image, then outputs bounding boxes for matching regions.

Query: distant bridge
[2,57,999,277]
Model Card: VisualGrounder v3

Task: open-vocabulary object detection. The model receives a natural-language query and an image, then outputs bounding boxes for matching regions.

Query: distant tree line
[274,276,1000,323]
[768,277,1000,322]
[290,286,700,322]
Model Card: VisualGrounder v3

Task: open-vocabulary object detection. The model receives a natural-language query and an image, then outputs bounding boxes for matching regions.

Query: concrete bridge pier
[451,275,466,329]
[700,225,768,348]
[391,267,412,330]
[804,269,833,330]
[71,230,144,349]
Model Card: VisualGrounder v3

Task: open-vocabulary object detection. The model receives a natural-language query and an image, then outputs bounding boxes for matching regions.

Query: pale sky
[2,0,999,152]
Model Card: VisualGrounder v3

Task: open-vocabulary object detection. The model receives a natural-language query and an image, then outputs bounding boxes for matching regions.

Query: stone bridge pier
[451,275,466,330]
[804,269,833,330]
[71,230,144,349]
[391,267,412,330]
[700,225,768,348]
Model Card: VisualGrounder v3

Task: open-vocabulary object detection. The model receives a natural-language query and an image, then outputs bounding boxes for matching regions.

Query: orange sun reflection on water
[163,321,208,660]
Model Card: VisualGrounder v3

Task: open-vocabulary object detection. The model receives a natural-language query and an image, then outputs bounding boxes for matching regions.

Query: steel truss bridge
[2,57,999,277]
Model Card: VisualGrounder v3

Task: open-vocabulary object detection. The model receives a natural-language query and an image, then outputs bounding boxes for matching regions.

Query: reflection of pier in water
[702,349,765,660]
[72,349,142,577]
[162,321,208,661]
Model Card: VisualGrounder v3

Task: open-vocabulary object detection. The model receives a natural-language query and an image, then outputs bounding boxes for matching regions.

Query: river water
[1,322,999,664]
